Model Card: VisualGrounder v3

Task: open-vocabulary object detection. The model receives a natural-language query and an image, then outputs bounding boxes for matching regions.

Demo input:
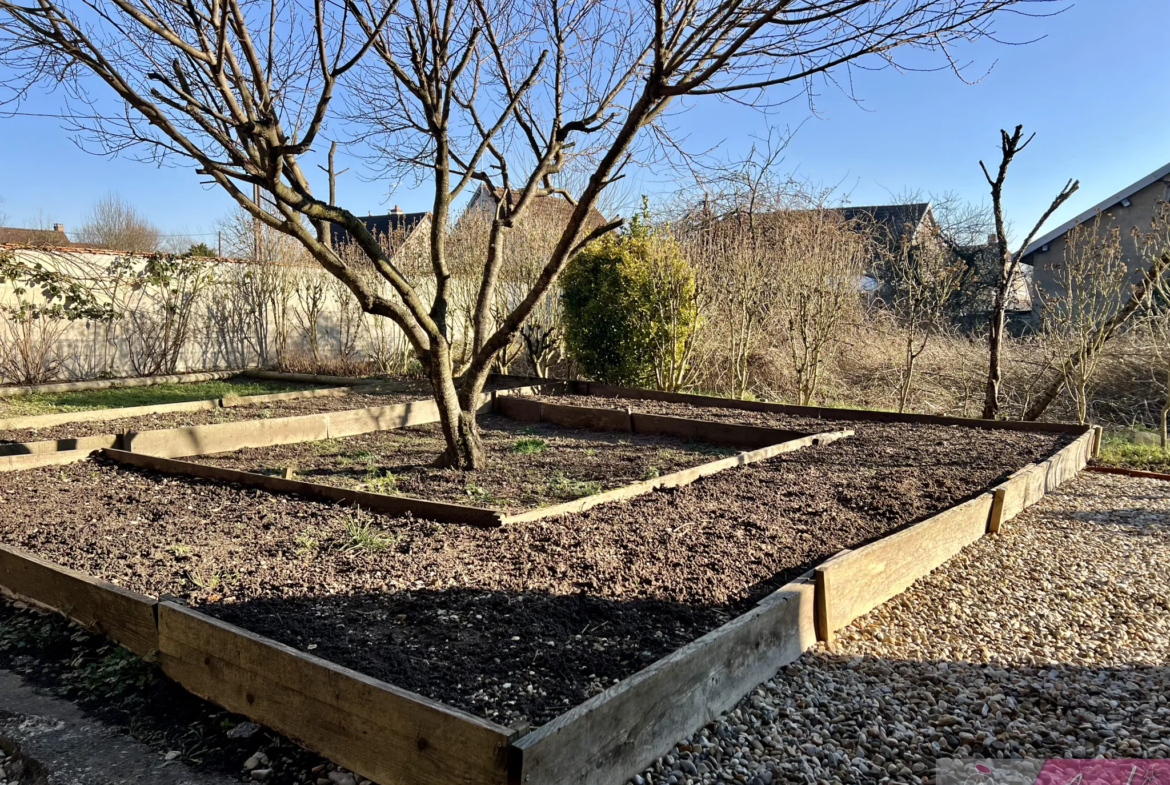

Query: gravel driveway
[634,471,1170,785]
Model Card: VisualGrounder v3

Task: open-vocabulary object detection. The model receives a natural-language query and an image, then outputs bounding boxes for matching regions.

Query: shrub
[562,207,699,388]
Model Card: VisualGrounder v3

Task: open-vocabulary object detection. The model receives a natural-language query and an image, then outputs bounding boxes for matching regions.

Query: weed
[547,473,601,500]
[584,447,597,457]
[294,531,320,556]
[641,466,660,481]
[363,468,399,495]
[464,481,496,504]
[165,544,193,558]
[510,437,548,455]
[338,449,378,467]
[313,438,342,455]
[340,512,395,553]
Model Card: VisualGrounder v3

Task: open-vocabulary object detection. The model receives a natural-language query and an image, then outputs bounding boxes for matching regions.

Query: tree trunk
[430,353,487,470]
[982,302,1005,420]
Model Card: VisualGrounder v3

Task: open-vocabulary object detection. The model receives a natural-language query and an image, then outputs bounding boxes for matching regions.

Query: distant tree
[184,242,216,258]
[980,126,1079,420]
[76,194,161,253]
[563,211,699,389]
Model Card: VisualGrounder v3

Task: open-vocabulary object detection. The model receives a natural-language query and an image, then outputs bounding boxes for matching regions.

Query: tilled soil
[0,400,1069,727]
[0,392,422,444]
[189,414,734,512]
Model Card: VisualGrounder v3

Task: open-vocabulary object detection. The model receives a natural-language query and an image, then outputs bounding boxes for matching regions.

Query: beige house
[1021,161,1170,316]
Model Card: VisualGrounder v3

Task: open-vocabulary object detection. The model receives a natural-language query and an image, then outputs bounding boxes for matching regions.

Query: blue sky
[1,0,1166,248]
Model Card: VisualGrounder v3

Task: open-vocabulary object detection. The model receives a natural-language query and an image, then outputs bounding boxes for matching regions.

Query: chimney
[987,233,997,246]
[392,205,403,215]
[53,223,65,233]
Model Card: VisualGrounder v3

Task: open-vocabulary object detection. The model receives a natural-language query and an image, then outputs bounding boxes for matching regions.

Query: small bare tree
[1036,215,1128,424]
[979,126,1078,419]
[882,223,963,412]
[0,0,1044,467]
[75,194,161,253]
[1025,202,1170,422]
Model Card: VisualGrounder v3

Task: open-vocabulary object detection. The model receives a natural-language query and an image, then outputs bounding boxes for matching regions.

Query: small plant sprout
[340,511,395,553]
[510,437,548,455]
[294,531,320,556]
[364,468,399,495]
[464,481,495,504]
[641,467,661,481]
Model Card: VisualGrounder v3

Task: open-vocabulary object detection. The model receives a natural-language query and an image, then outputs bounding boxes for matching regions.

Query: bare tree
[76,194,161,253]
[882,223,963,412]
[0,0,1045,467]
[1024,203,1170,422]
[979,125,1078,419]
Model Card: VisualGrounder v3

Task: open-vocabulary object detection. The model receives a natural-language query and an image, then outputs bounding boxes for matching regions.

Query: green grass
[340,512,396,553]
[1098,432,1170,473]
[363,468,399,495]
[0,377,306,417]
[509,437,548,455]
[546,472,602,500]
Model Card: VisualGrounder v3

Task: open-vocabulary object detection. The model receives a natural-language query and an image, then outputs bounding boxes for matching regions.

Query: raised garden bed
[0,380,1093,785]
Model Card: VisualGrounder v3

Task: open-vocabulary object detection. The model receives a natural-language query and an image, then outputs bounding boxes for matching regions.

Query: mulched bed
[0,391,422,444]
[0,398,1070,729]
[188,414,733,512]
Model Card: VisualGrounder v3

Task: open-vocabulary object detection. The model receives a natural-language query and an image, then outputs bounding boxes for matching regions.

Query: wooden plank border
[0,448,100,473]
[0,370,242,399]
[501,430,852,524]
[816,429,1095,644]
[158,602,514,785]
[511,574,817,785]
[575,381,1090,435]
[1084,465,1170,481]
[102,449,504,527]
[0,434,119,457]
[0,545,158,657]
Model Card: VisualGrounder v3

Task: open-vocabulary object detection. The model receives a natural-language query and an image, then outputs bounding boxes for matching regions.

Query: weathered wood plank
[993,430,1095,525]
[102,450,504,527]
[1085,465,1170,481]
[0,448,99,473]
[325,401,442,439]
[493,396,541,423]
[0,546,158,656]
[0,398,220,432]
[815,493,995,638]
[219,387,355,407]
[157,602,512,785]
[630,413,805,449]
[536,401,632,432]
[0,434,119,457]
[242,370,370,385]
[513,576,816,785]
[580,382,1091,435]
[502,430,852,525]
[0,370,239,399]
[124,414,332,458]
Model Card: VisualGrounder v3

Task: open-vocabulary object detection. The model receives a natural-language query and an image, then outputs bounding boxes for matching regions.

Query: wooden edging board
[0,447,100,473]
[0,545,158,657]
[501,430,852,525]
[574,381,1089,435]
[510,574,817,785]
[1084,464,1170,481]
[0,433,119,457]
[815,428,1094,644]
[158,602,514,785]
[102,449,504,527]
[0,370,241,399]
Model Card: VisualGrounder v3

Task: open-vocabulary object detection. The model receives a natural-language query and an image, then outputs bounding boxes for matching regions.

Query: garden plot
[0,391,1085,785]
[185,413,737,513]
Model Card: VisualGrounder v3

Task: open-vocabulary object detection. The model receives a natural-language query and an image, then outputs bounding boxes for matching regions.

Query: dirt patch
[0,397,1066,727]
[0,391,423,444]
[188,414,735,512]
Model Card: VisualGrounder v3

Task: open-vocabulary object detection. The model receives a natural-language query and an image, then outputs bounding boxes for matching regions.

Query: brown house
[0,223,73,248]
[1021,161,1170,316]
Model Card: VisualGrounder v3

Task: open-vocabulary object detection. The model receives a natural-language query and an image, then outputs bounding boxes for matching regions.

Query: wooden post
[1092,425,1103,458]
[814,567,835,650]
[988,487,1007,534]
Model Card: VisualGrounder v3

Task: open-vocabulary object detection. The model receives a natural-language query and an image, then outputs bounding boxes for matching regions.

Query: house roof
[474,185,609,232]
[0,226,74,247]
[330,210,429,247]
[1024,161,1170,257]
[835,203,933,247]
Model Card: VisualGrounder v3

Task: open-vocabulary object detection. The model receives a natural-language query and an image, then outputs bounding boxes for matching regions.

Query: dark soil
[0,396,1068,728]
[189,414,733,512]
[0,391,422,444]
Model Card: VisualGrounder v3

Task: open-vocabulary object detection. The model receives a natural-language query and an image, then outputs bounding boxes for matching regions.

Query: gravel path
[635,471,1170,785]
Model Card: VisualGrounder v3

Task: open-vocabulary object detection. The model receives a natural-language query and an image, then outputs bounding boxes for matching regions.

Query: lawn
[1097,431,1170,473]
[0,377,317,418]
